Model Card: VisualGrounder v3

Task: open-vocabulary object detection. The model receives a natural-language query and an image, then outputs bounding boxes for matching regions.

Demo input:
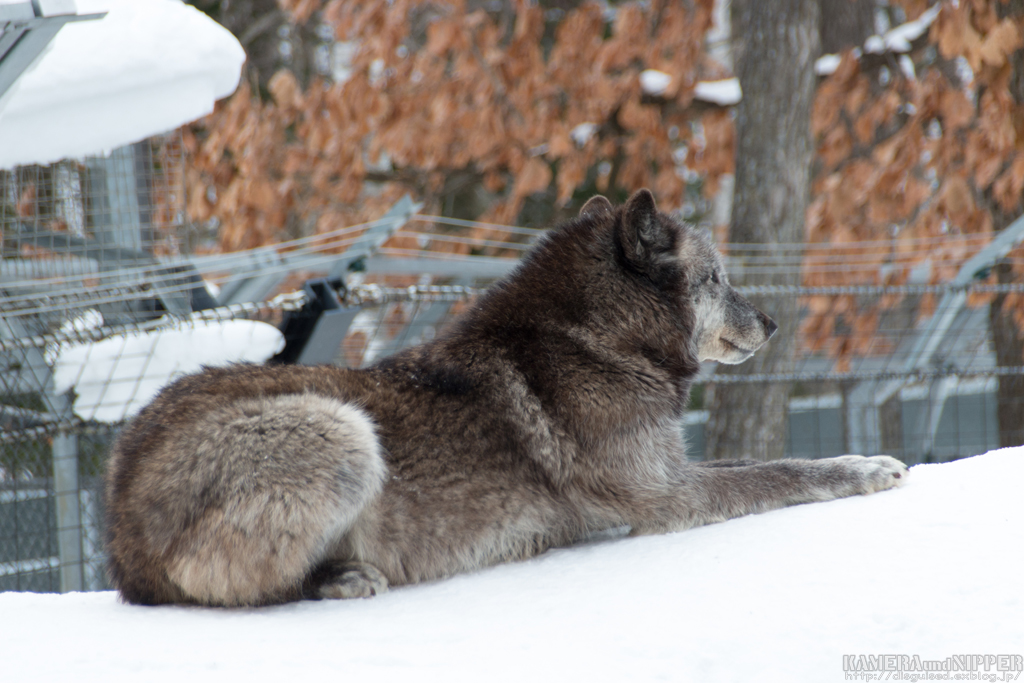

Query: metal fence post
[52,430,82,592]
[49,393,82,592]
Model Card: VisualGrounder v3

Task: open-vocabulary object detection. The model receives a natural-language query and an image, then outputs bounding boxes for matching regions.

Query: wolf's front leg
[631,455,908,534]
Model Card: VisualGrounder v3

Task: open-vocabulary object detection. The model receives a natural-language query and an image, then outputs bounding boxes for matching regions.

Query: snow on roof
[2,448,1021,682]
[0,0,244,169]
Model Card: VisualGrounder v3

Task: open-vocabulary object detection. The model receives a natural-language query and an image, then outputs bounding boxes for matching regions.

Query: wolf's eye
[709,272,720,285]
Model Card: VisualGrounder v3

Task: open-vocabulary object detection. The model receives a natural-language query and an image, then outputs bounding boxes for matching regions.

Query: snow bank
[2,448,1022,682]
[0,0,244,168]
[52,318,284,422]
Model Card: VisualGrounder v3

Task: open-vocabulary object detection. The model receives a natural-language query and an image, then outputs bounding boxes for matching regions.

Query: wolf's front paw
[835,454,909,494]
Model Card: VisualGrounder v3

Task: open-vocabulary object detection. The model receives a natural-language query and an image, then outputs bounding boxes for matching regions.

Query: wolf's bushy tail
[106,394,384,606]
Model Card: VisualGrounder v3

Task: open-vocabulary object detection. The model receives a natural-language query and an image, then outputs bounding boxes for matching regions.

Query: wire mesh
[1,135,203,594]
[0,428,111,593]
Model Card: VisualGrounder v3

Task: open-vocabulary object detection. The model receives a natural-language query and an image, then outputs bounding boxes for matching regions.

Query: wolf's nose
[764,316,778,338]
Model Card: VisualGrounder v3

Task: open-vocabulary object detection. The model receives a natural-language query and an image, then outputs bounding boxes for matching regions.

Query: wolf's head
[581,188,777,365]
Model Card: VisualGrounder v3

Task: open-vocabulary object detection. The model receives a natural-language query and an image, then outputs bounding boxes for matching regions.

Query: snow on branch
[815,3,941,76]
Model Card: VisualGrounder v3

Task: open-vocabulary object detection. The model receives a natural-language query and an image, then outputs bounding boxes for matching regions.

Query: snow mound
[2,448,1022,682]
[0,0,244,168]
[52,318,284,422]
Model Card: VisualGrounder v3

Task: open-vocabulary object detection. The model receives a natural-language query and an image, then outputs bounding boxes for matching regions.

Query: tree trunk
[187,0,322,91]
[704,0,819,461]
[989,265,1024,448]
[819,0,874,54]
[989,0,1024,449]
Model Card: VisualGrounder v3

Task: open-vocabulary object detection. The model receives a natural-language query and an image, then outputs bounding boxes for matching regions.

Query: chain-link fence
[1,135,192,593]
[0,429,110,592]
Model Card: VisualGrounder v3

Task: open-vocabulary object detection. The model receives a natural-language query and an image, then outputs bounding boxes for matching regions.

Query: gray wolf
[105,189,907,606]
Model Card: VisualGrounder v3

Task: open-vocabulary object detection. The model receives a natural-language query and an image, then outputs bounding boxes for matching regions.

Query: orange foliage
[187,0,721,250]
[802,0,1024,366]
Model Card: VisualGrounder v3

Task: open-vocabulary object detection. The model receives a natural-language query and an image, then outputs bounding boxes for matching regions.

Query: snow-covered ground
[2,448,1021,683]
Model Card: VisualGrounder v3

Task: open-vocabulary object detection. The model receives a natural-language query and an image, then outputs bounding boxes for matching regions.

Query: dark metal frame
[0,1,105,101]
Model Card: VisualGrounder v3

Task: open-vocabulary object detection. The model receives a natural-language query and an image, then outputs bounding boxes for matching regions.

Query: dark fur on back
[105,190,907,606]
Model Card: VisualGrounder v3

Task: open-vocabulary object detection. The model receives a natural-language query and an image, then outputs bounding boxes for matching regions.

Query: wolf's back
[105,388,384,606]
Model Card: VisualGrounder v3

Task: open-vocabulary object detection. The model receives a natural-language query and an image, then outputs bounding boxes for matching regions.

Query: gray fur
[105,189,907,607]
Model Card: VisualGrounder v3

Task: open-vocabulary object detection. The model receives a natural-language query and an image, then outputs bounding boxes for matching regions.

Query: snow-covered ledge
[0,0,244,169]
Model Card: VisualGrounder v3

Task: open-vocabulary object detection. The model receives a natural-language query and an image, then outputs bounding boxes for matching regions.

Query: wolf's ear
[618,188,668,269]
[579,195,613,219]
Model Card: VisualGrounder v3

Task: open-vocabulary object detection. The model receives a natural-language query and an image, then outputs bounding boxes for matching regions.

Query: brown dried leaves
[187,0,722,252]
[805,0,1024,365]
